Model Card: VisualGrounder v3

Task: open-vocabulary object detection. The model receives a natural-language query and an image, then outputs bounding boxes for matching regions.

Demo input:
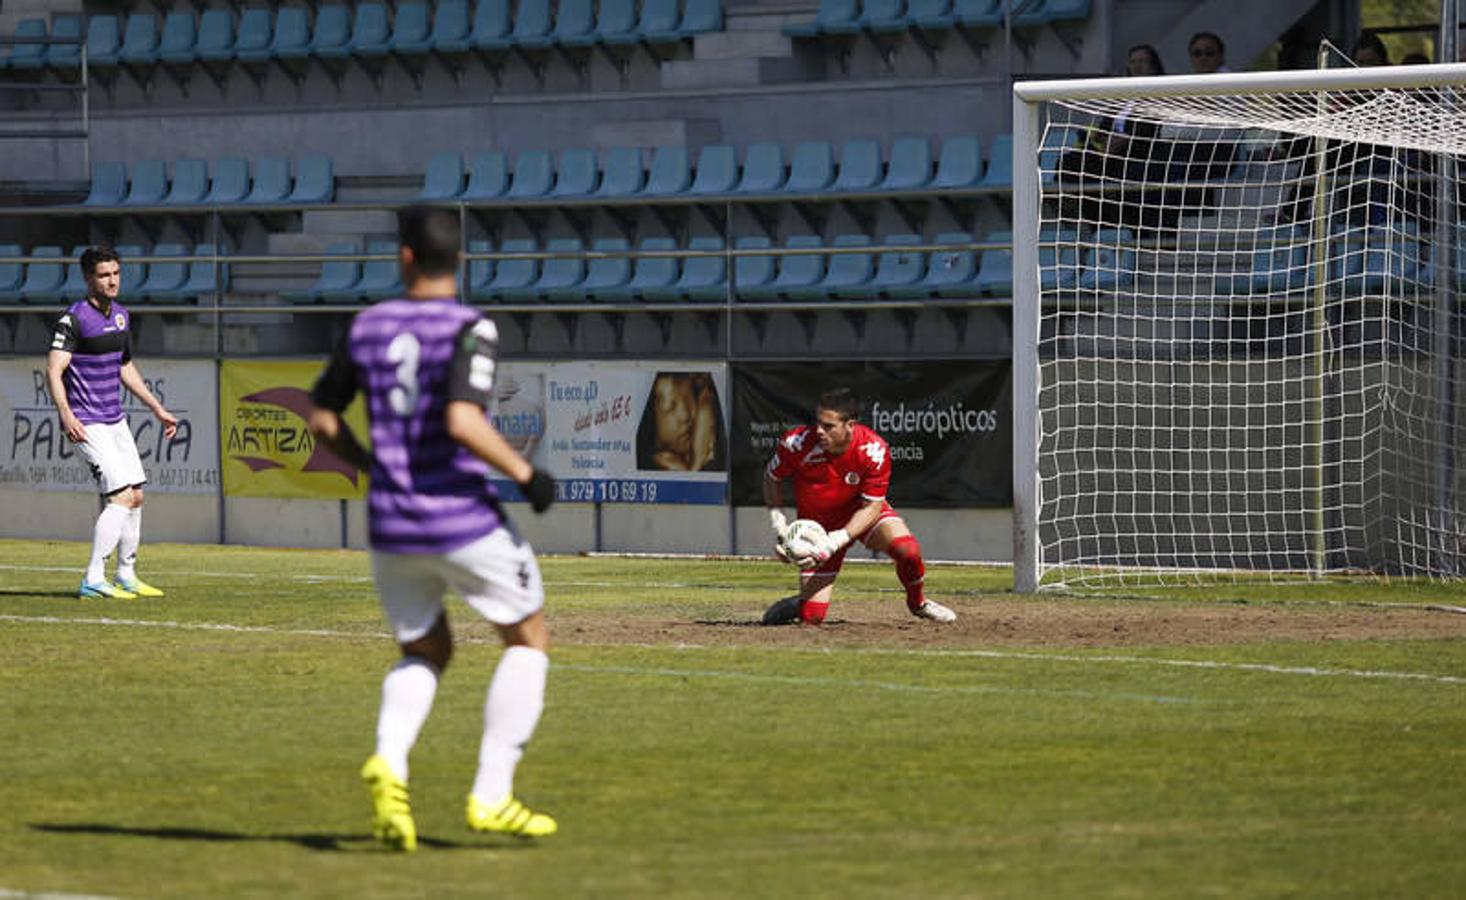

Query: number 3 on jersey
[387,332,421,416]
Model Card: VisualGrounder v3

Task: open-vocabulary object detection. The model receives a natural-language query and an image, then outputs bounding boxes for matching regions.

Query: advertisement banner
[731,361,1011,508]
[219,360,368,499]
[490,362,729,505]
[0,358,219,494]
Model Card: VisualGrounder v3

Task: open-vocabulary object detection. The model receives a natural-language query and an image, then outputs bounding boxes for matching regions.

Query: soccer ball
[779,518,828,562]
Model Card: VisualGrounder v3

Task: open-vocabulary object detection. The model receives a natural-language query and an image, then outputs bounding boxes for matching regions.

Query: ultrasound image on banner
[731,361,1011,508]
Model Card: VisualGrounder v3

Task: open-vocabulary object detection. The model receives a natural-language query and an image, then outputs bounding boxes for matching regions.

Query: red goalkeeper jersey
[766,423,892,530]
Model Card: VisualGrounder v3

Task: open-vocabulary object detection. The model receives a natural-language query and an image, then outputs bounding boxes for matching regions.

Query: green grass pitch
[2,537,1465,898]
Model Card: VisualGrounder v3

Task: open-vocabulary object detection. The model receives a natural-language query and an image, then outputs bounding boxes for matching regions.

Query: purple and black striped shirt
[311,298,505,554]
[51,298,132,426]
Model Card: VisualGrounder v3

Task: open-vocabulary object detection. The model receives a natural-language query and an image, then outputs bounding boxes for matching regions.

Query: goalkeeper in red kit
[761,387,957,626]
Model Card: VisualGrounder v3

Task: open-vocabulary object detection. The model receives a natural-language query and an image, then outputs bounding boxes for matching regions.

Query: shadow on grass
[31,822,525,852]
[0,590,87,600]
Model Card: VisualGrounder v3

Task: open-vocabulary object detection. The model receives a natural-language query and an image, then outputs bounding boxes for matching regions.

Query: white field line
[0,889,119,900]
[2,613,1463,688]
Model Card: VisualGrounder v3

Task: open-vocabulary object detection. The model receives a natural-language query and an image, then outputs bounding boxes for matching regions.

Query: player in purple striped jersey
[46,246,178,601]
[308,206,559,852]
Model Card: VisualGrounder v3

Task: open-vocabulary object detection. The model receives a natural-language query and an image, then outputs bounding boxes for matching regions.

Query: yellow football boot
[79,580,137,600]
[466,793,557,838]
[115,576,164,598]
[360,755,417,852]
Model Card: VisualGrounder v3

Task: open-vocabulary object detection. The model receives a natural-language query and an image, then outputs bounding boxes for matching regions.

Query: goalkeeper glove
[768,508,788,536]
[521,467,556,513]
[822,529,851,558]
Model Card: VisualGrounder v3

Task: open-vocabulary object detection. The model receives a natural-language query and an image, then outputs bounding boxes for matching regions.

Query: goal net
[1012,66,1466,591]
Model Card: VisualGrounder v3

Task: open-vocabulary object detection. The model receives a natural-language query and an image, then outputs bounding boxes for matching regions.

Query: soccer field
[3,538,1466,898]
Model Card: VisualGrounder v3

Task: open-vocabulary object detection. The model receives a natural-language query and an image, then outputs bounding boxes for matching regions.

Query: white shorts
[77,419,147,496]
[371,524,545,643]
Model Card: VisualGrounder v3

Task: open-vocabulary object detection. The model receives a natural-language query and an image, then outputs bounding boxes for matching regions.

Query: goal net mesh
[1034,82,1465,588]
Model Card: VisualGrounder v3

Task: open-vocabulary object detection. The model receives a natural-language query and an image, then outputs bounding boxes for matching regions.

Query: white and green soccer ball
[779,518,828,562]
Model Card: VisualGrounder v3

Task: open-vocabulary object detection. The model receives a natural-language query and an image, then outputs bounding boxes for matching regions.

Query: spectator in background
[1187,31,1230,74]
[1352,31,1390,67]
[1155,32,1238,216]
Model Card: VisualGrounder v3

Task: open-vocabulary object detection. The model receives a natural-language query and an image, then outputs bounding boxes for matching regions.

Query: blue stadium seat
[676,0,723,35]
[467,240,495,300]
[643,146,691,196]
[486,239,540,301]
[1358,227,1427,294]
[84,162,128,207]
[879,136,932,191]
[833,139,882,192]
[388,3,433,55]
[511,0,555,48]
[784,0,857,37]
[468,0,513,50]
[196,9,236,62]
[204,157,250,204]
[463,150,509,200]
[952,0,1002,27]
[736,143,786,194]
[178,243,226,302]
[863,0,911,32]
[972,230,1010,296]
[43,16,83,70]
[86,16,122,68]
[357,240,404,301]
[591,0,639,44]
[1039,126,1083,185]
[669,236,728,302]
[689,145,738,195]
[506,150,553,199]
[756,234,825,300]
[595,147,645,198]
[921,232,977,296]
[349,4,394,59]
[113,245,148,297]
[867,234,927,298]
[308,5,354,62]
[551,148,600,197]
[536,237,586,300]
[549,0,597,46]
[1040,227,1080,291]
[0,246,25,303]
[234,8,275,63]
[974,134,1011,188]
[118,13,161,67]
[633,0,681,44]
[307,242,363,303]
[56,247,88,303]
[577,238,633,300]
[288,156,334,203]
[138,243,189,301]
[1013,0,1091,26]
[425,0,472,52]
[157,11,197,65]
[163,159,209,205]
[605,236,677,301]
[19,246,65,305]
[785,141,835,194]
[5,19,48,70]
[420,152,465,200]
[906,0,954,29]
[273,6,314,63]
[731,236,775,299]
[123,160,169,206]
[1076,228,1136,291]
[824,234,875,298]
[244,156,292,204]
[935,134,986,189]
[1232,229,1312,295]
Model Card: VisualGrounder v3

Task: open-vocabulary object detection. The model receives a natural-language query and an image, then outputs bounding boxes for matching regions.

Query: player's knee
[402,616,453,671]
[888,534,922,563]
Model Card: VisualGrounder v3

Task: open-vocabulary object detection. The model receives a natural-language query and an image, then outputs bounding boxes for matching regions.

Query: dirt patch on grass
[554,597,1466,650]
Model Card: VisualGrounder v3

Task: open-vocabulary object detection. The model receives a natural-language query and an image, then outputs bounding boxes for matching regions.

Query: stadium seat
[676,0,724,35]
[536,237,587,300]
[1039,126,1083,185]
[349,4,394,61]
[203,157,250,205]
[1041,227,1081,291]
[424,0,472,53]
[387,3,433,56]
[784,141,835,195]
[463,150,510,200]
[19,246,67,305]
[550,148,600,197]
[594,147,645,198]
[234,8,276,63]
[971,231,1010,296]
[667,236,727,302]
[485,239,540,301]
[590,0,639,44]
[832,139,883,193]
[865,233,927,298]
[357,240,404,301]
[632,0,681,45]
[742,235,822,300]
[0,246,25,303]
[604,236,677,301]
[138,243,189,300]
[1013,0,1091,26]
[308,5,354,62]
[879,136,932,191]
[934,134,986,189]
[1233,229,1312,295]
[176,243,226,302]
[643,146,692,196]
[84,162,128,207]
[468,0,513,50]
[163,159,209,205]
[576,238,633,300]
[511,0,555,48]
[823,233,875,298]
[1076,228,1136,290]
[5,19,48,70]
[952,0,1003,27]
[113,245,148,297]
[735,143,787,195]
[467,240,495,300]
[123,160,169,206]
[784,0,856,37]
[420,152,466,200]
[548,0,596,46]
[288,156,334,203]
[731,236,775,299]
[287,241,360,303]
[196,9,236,63]
[973,134,1010,188]
[43,16,83,70]
[56,247,88,303]
[922,232,978,296]
[118,13,160,67]
[507,150,554,199]
[689,145,739,196]
[862,0,911,32]
[157,11,197,65]
[271,8,316,73]
[244,156,292,204]
[85,15,122,68]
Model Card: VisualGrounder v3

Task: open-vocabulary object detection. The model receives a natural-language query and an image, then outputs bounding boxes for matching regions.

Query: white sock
[471,646,548,803]
[85,503,131,584]
[375,657,440,781]
[116,507,142,581]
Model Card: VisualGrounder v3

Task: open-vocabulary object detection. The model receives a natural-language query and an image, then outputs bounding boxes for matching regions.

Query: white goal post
[1013,64,1466,591]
